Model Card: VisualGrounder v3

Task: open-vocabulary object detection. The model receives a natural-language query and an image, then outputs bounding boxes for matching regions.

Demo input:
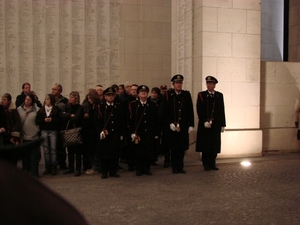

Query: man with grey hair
[51,83,69,170]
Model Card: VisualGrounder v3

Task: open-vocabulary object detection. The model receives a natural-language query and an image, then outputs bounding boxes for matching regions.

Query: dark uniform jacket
[98,102,125,159]
[161,89,194,151]
[128,99,159,159]
[195,90,226,153]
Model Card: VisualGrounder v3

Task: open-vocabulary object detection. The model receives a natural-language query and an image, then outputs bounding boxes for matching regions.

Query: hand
[170,123,176,131]
[84,113,89,119]
[295,122,299,128]
[10,136,21,145]
[221,127,225,133]
[131,133,137,142]
[155,136,159,139]
[120,136,123,140]
[188,127,194,133]
[100,131,106,140]
[204,122,211,128]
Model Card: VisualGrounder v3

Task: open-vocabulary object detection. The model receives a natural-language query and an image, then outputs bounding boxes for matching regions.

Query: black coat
[61,104,84,130]
[160,89,194,151]
[98,102,125,159]
[195,91,226,153]
[36,106,62,131]
[128,99,159,159]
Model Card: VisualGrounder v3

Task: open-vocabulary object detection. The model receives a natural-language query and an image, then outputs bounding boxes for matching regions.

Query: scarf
[45,105,53,117]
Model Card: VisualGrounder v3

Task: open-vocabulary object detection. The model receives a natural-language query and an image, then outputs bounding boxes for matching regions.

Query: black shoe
[151,161,157,166]
[145,171,152,175]
[110,173,120,178]
[51,167,57,175]
[118,166,125,172]
[164,162,170,168]
[178,169,186,174]
[101,174,108,179]
[59,164,68,170]
[172,169,179,174]
[204,167,211,171]
[210,167,219,170]
[63,169,74,174]
[136,171,142,176]
[43,169,50,175]
[74,171,81,176]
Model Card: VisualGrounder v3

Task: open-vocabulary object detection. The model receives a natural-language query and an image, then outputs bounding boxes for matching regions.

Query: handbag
[60,120,83,147]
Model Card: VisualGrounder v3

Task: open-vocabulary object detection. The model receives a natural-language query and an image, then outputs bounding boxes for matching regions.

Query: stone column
[289,0,300,61]
[172,0,263,157]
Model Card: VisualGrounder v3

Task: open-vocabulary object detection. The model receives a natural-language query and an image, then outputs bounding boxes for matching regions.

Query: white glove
[170,123,176,131]
[131,133,137,142]
[100,131,106,140]
[204,122,211,128]
[188,127,194,133]
[120,136,123,140]
[221,127,225,133]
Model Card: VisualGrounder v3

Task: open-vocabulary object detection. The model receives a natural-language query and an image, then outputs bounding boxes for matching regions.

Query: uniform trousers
[171,147,185,171]
[201,152,218,169]
[100,158,118,175]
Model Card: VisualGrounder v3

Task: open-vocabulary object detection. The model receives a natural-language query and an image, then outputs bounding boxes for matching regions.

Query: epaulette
[198,92,204,103]
[128,101,133,117]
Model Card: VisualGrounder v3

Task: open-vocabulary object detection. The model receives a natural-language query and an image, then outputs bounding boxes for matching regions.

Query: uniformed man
[161,75,194,174]
[195,76,226,171]
[128,85,159,176]
[98,87,125,179]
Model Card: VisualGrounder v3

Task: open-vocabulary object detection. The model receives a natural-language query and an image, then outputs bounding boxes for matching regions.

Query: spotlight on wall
[240,161,251,167]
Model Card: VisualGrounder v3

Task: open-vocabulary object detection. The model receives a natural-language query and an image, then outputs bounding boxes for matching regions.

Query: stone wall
[0,0,172,100]
[260,61,300,154]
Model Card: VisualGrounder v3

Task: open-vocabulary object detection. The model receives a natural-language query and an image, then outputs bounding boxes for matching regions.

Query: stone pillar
[289,0,300,61]
[172,0,263,157]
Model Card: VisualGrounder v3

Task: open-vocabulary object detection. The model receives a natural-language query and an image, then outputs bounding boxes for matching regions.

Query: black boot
[51,165,57,175]
[43,165,50,175]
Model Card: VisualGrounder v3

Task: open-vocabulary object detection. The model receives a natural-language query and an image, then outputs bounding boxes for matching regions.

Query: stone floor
[39,153,300,225]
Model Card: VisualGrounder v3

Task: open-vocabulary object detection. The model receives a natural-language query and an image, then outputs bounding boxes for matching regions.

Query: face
[118,86,124,95]
[51,85,61,97]
[151,91,158,100]
[206,82,216,92]
[125,84,132,94]
[104,94,115,103]
[131,86,138,97]
[95,86,103,96]
[160,89,167,95]
[87,96,93,104]
[44,97,51,107]
[69,95,76,104]
[173,81,183,92]
[24,96,33,107]
[1,97,10,108]
[138,90,148,99]
[23,84,31,94]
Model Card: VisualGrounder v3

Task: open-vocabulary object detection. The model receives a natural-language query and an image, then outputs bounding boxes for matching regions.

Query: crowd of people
[0,75,226,179]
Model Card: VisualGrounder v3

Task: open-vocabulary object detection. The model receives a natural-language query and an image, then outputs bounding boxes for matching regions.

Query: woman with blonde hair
[62,91,84,176]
